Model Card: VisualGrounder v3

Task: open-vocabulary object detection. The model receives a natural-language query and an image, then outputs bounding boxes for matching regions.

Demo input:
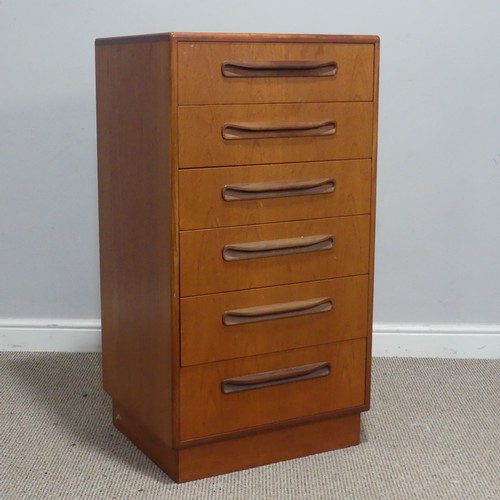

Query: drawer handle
[222,234,334,261]
[222,121,337,140]
[221,60,338,78]
[221,361,331,394]
[223,297,333,326]
[222,178,335,201]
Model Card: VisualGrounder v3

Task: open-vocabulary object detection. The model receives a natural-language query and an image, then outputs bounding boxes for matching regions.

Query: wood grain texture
[112,401,179,479]
[96,40,175,446]
[179,338,366,441]
[167,37,182,447]
[178,42,374,104]
[96,31,379,482]
[177,414,360,482]
[96,32,379,46]
[173,33,379,43]
[222,296,333,325]
[180,216,370,296]
[222,234,334,261]
[114,400,360,483]
[364,40,380,409]
[222,178,336,201]
[180,276,369,365]
[178,102,373,168]
[179,159,371,230]
[221,361,331,394]
[221,120,337,140]
[221,59,338,78]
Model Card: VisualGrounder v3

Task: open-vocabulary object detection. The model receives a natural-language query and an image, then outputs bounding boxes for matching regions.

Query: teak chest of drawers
[95,32,379,482]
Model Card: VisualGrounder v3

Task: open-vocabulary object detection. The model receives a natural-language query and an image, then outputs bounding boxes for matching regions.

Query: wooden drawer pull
[222,121,336,140]
[222,178,335,201]
[223,297,333,326]
[221,361,331,394]
[222,234,334,261]
[221,60,338,78]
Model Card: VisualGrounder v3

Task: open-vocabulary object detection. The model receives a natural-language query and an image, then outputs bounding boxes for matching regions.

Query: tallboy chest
[96,32,379,482]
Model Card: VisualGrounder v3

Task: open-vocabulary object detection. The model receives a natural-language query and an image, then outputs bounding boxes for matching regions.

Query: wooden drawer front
[181,275,369,366]
[177,42,374,105]
[179,338,366,441]
[180,216,369,297]
[178,102,373,169]
[179,159,371,230]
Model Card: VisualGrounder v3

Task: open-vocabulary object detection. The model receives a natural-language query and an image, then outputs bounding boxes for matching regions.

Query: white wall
[1,1,500,349]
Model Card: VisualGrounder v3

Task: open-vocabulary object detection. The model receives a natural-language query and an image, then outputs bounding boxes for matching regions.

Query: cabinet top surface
[95,32,380,46]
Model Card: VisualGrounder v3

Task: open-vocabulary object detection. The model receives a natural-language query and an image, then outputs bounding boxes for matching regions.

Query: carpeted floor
[0,353,498,499]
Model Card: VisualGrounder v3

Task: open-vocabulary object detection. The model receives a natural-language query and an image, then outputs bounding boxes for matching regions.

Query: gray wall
[1,0,499,324]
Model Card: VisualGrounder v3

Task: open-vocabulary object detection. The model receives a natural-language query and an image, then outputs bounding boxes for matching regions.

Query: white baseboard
[0,319,101,352]
[373,323,500,359]
[0,319,499,358]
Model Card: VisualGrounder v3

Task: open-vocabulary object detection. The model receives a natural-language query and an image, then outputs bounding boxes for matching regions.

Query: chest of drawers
[95,32,379,482]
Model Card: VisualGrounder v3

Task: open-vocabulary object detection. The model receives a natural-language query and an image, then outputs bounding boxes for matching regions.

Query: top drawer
[177,42,374,104]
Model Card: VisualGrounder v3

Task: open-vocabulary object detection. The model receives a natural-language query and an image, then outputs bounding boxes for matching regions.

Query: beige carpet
[0,353,498,499]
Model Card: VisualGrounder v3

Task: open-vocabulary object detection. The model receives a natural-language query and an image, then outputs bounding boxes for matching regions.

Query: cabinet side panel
[96,40,174,446]
[365,40,380,408]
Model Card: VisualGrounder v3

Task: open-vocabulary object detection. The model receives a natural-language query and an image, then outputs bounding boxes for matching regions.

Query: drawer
[177,42,374,104]
[181,275,369,366]
[179,338,366,441]
[178,102,373,168]
[179,159,371,230]
[180,215,370,296]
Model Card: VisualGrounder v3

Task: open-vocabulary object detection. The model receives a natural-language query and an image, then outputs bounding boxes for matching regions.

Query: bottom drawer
[179,338,366,442]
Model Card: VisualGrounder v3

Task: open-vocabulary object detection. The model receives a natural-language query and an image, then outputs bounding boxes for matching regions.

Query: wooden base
[112,401,361,482]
